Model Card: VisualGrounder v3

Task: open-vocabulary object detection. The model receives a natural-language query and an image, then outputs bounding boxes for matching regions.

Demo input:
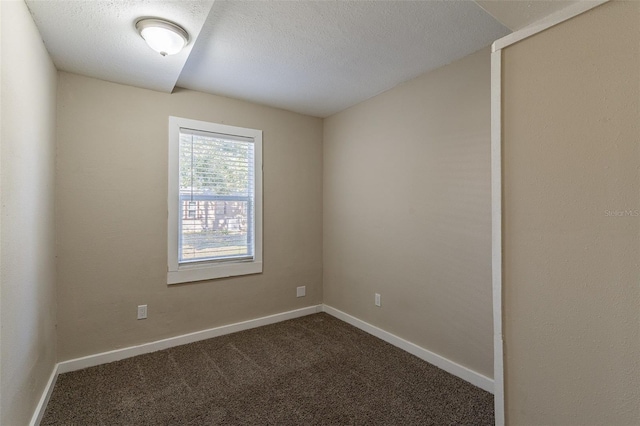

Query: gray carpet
[42,313,494,425]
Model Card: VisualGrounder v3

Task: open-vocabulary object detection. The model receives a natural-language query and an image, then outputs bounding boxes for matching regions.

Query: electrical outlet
[137,305,147,320]
[296,286,306,297]
[375,293,381,307]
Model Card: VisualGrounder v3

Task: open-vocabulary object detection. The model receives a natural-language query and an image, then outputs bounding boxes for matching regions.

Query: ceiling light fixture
[136,18,189,56]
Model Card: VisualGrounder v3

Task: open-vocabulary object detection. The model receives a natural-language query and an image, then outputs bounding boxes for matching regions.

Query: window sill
[167,261,262,284]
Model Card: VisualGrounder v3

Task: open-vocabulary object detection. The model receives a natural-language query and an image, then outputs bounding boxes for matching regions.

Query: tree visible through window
[179,129,255,263]
[168,117,262,284]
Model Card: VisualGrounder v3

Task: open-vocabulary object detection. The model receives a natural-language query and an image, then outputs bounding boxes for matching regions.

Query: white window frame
[167,116,263,284]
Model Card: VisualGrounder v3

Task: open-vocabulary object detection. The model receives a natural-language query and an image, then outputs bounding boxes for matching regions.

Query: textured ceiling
[475,0,579,30]
[178,0,509,117]
[26,0,517,117]
[25,0,215,92]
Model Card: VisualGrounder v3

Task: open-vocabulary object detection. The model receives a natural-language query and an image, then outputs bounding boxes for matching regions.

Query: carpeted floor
[42,313,494,425]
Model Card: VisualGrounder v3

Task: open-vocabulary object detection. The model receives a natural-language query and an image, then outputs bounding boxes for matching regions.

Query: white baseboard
[29,364,59,426]
[32,303,492,423]
[31,305,321,424]
[321,304,494,394]
[57,305,322,374]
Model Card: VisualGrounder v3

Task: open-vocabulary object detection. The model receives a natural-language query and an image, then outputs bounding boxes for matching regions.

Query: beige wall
[502,1,640,424]
[323,49,493,378]
[55,73,323,361]
[0,1,58,424]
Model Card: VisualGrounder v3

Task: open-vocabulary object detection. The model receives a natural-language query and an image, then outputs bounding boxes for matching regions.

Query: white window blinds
[178,128,255,264]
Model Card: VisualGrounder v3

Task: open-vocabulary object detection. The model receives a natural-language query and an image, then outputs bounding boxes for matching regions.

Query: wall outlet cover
[137,304,148,320]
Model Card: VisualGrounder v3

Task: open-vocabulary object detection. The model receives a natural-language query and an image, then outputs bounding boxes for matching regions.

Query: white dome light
[136,18,189,56]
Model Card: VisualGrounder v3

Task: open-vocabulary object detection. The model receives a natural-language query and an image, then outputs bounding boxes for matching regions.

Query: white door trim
[489,2,608,424]
[490,47,504,426]
[492,0,608,52]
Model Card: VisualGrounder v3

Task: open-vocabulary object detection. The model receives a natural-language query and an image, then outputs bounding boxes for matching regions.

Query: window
[168,117,262,284]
